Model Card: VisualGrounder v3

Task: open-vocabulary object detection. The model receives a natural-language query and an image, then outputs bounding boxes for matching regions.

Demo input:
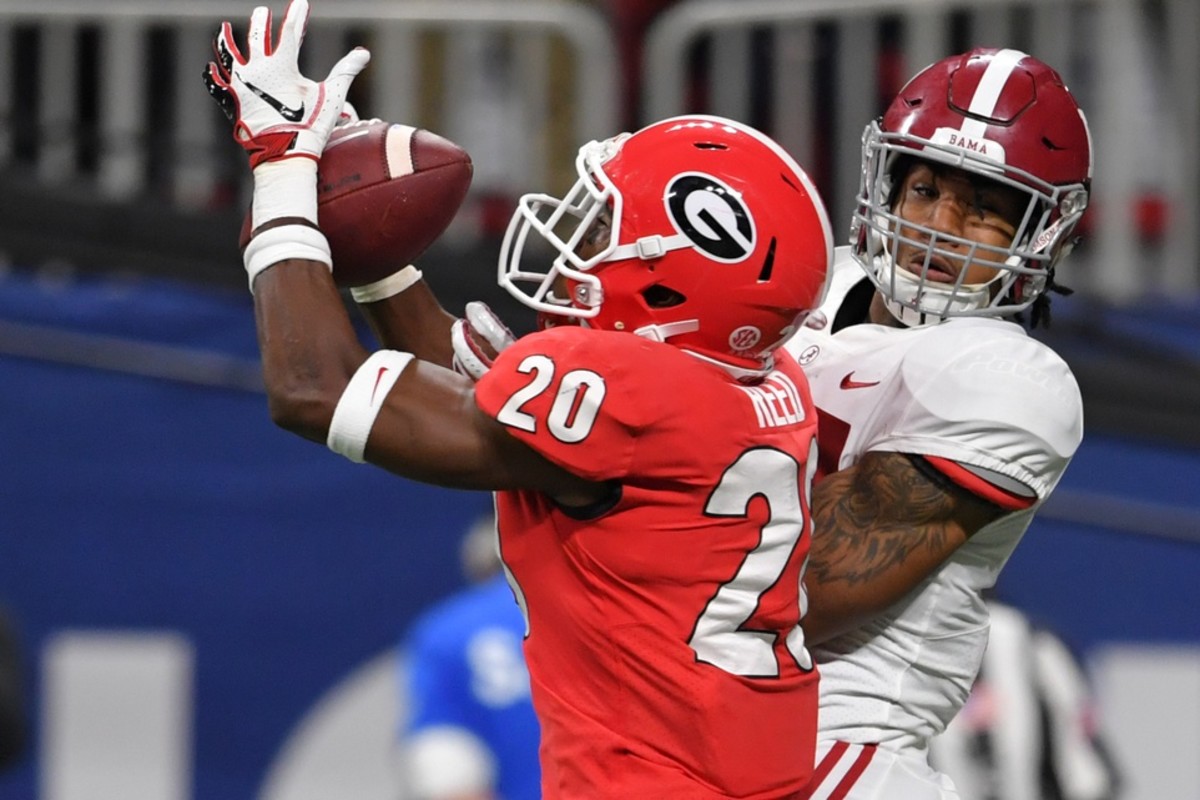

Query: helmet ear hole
[757,237,777,281]
[642,284,687,308]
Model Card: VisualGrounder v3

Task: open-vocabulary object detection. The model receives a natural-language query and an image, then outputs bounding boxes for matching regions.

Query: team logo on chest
[665,173,756,262]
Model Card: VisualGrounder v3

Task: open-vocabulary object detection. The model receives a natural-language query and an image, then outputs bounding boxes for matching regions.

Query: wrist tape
[327,350,415,463]
[242,224,332,292]
[252,159,319,230]
[350,265,424,303]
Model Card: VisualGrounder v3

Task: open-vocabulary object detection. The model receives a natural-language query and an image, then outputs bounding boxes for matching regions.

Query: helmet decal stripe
[960,48,1028,139]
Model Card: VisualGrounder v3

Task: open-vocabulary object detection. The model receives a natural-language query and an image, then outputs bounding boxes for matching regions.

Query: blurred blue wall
[0,269,493,798]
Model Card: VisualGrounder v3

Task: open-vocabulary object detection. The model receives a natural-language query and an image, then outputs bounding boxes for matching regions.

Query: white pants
[805,741,962,799]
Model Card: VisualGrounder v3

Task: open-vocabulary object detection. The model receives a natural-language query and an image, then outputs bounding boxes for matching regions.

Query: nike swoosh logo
[242,78,305,122]
[370,367,390,405]
[840,372,880,390]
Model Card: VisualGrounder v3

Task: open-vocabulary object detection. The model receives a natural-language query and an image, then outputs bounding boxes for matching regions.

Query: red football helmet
[499,115,832,377]
[852,48,1093,325]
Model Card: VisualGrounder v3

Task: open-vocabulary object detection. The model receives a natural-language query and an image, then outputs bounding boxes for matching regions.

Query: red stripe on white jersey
[805,743,878,799]
[805,740,849,795]
[924,455,1037,510]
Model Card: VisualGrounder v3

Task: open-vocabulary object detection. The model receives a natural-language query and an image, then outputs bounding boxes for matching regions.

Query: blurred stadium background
[0,0,1197,798]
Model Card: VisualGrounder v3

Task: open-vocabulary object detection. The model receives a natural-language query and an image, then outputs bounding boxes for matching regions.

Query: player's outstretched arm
[250,261,600,505]
[203,1,601,507]
[802,451,1005,643]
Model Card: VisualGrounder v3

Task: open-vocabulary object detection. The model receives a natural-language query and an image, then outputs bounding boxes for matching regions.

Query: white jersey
[785,248,1083,754]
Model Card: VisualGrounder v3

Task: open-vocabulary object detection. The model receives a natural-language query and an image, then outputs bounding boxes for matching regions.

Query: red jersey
[474,326,820,799]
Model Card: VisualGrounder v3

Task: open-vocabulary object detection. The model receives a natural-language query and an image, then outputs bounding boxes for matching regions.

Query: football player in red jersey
[786,50,1094,798]
[204,2,833,797]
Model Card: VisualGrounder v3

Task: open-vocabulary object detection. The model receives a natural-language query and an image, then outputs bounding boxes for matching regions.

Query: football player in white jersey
[790,49,1093,798]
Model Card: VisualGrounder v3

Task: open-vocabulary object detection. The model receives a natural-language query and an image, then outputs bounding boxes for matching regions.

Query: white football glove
[451,302,517,381]
[203,0,370,168]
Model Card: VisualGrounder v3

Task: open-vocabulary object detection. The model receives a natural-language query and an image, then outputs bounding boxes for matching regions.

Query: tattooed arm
[802,451,1005,645]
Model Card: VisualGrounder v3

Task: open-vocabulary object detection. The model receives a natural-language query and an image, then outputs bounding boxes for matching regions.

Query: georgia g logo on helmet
[665,173,756,263]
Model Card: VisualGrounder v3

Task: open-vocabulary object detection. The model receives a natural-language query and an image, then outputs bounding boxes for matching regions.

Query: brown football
[240,120,473,287]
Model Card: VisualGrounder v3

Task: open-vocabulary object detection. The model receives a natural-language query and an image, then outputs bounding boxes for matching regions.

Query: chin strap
[607,233,693,262]
[632,319,700,343]
[681,348,774,383]
[631,319,771,382]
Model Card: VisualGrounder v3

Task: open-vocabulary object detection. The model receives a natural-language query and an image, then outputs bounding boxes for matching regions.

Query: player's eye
[584,218,610,246]
[910,182,937,200]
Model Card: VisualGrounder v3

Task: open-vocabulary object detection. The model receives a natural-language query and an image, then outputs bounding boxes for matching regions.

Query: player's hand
[202,0,370,168]
[451,302,516,381]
